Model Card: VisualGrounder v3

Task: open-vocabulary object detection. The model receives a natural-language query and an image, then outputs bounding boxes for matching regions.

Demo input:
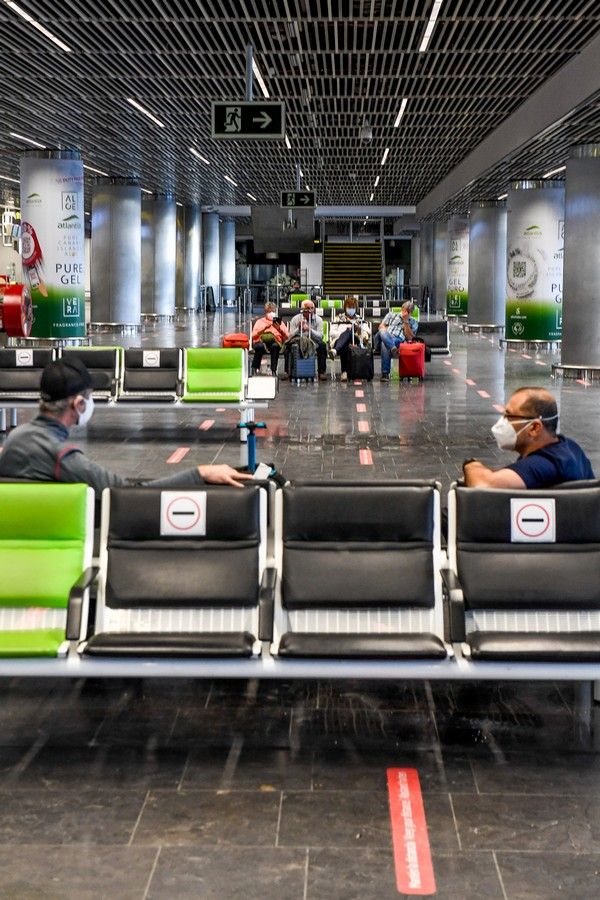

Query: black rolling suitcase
[346,323,374,381]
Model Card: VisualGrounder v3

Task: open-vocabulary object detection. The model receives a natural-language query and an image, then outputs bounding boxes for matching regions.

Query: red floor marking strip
[493,403,504,413]
[387,768,436,895]
[465,378,476,386]
[477,389,490,398]
[356,403,367,413]
[535,360,546,366]
[576,378,590,387]
[166,447,190,464]
[359,448,373,465]
[355,389,365,398]
[508,348,516,352]
[353,380,362,385]
[358,420,370,433]
[215,407,226,412]
[521,353,532,359]
[198,419,215,430]
[452,367,461,374]
[443,360,452,366]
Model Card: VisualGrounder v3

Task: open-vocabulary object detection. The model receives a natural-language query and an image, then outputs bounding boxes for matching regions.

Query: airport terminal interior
[3,2,600,899]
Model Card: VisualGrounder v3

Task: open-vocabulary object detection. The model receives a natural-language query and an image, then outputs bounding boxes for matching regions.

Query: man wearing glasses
[463,386,594,488]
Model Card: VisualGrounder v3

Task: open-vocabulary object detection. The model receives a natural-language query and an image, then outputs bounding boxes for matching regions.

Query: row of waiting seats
[279,297,451,356]
[1,479,599,680]
[0,346,262,407]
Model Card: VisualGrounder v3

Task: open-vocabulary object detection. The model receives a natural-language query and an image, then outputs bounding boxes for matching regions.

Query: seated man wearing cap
[0,358,252,495]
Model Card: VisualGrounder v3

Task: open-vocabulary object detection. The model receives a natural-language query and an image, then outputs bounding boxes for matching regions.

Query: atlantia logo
[58,214,81,230]
[26,192,42,204]
[449,255,463,263]
[524,224,542,236]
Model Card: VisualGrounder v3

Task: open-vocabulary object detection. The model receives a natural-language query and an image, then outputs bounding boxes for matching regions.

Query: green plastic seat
[182,348,245,403]
[289,293,310,307]
[0,483,93,658]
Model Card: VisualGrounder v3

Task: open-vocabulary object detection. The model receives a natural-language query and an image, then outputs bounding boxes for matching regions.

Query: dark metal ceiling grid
[1,0,600,212]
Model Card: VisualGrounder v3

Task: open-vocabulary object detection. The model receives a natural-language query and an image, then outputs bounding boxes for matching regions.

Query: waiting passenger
[463,386,595,488]
[0,358,252,496]
[251,301,289,376]
[281,299,328,382]
[328,297,371,382]
[378,300,418,382]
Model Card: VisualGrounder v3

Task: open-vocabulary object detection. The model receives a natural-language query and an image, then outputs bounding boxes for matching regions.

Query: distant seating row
[1,479,599,683]
[0,346,249,404]
[280,300,451,356]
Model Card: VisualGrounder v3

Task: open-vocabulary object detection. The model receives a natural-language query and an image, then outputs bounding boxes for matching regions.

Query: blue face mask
[346,309,356,317]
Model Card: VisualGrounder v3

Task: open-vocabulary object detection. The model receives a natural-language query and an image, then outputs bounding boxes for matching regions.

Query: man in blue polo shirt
[463,386,594,488]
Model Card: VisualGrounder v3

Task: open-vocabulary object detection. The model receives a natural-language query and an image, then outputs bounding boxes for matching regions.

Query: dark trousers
[333,328,359,374]
[284,338,328,375]
[252,340,281,374]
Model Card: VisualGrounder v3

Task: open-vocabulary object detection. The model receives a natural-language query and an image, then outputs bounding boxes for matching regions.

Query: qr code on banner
[513,260,527,278]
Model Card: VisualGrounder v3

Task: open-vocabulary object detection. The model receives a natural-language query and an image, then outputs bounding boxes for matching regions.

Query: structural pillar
[467,201,507,327]
[561,145,600,366]
[90,177,141,325]
[419,221,434,306]
[446,215,470,316]
[183,204,202,309]
[19,148,86,337]
[220,218,236,305]
[203,212,220,308]
[505,180,564,342]
[433,221,447,314]
[141,193,176,316]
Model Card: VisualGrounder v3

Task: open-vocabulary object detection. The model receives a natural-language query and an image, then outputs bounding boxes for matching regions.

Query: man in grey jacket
[0,357,251,496]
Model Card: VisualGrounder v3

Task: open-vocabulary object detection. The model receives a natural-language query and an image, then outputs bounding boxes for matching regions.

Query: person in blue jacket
[463,386,594,488]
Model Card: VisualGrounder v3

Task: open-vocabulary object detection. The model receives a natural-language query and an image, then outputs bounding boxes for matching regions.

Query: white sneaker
[340,372,348,382]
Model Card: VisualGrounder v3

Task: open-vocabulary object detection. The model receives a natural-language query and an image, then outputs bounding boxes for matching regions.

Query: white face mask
[346,308,356,317]
[491,415,534,450]
[266,311,276,320]
[76,395,94,427]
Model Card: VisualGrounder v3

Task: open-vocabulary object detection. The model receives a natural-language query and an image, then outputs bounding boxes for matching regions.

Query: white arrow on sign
[252,111,272,129]
[299,194,310,204]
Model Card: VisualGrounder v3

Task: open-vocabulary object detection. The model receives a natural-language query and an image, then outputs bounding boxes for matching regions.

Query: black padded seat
[415,320,450,353]
[279,632,447,659]
[467,631,600,662]
[275,481,446,662]
[84,631,254,657]
[119,348,180,400]
[61,348,118,399]
[0,348,54,395]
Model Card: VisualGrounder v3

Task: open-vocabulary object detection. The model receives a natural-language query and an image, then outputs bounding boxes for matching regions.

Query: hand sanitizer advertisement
[505,181,564,342]
[19,151,85,337]
[446,216,469,316]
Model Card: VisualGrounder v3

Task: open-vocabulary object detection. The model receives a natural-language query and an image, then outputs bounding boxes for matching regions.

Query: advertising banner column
[505,180,564,342]
[19,149,85,338]
[446,216,469,316]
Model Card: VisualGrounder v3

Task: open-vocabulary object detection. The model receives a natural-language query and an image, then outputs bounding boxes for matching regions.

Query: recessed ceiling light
[83,164,109,176]
[419,0,444,53]
[190,147,210,165]
[224,175,238,187]
[141,188,153,195]
[4,1,72,52]
[497,193,508,200]
[285,134,291,149]
[0,174,19,183]
[9,131,45,148]
[374,175,380,188]
[370,193,374,202]
[543,165,567,178]
[246,192,258,202]
[127,98,165,128]
[176,202,183,207]
[393,98,408,128]
[381,148,390,166]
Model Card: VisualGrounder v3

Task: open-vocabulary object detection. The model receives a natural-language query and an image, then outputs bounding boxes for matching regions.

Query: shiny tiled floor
[1,314,600,899]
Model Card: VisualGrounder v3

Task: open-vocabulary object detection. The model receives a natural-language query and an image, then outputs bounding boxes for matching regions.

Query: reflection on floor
[1,315,600,898]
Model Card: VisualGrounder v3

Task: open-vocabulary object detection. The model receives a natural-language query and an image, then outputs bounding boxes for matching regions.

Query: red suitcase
[398,341,425,380]
[222,332,249,349]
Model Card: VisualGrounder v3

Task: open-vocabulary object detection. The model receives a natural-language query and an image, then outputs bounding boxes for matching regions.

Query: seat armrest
[441,567,466,643]
[258,567,277,642]
[66,566,100,641]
